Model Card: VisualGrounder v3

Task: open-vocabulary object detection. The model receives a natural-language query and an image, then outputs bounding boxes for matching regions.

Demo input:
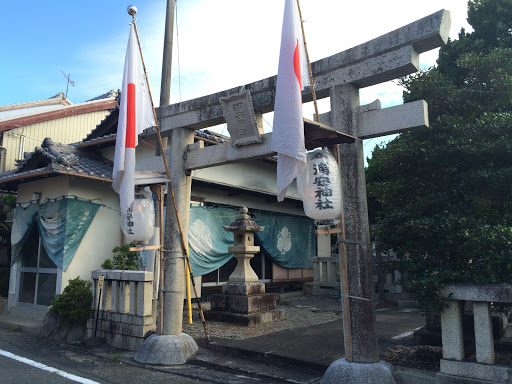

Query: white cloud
[51,0,471,122]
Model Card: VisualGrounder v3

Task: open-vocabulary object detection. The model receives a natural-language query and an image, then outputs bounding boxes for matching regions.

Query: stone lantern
[222,206,263,286]
[205,207,285,326]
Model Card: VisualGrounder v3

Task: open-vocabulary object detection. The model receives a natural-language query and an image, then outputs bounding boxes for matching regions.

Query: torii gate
[136,9,450,374]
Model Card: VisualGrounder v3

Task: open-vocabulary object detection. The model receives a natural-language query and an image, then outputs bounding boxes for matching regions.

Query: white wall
[17,176,70,203]
[135,141,303,209]
[63,178,121,288]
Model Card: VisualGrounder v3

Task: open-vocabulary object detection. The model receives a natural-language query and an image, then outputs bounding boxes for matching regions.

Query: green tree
[366,0,512,312]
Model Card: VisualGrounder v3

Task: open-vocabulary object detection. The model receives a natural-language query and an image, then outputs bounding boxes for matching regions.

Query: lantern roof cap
[223,207,264,233]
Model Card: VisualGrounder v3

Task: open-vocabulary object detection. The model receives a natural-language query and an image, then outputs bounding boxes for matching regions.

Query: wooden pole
[296,0,320,122]
[132,18,209,340]
[185,261,193,324]
[333,145,353,362]
[158,185,165,335]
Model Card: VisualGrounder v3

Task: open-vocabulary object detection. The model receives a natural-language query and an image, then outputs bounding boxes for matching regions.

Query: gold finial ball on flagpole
[127,5,137,16]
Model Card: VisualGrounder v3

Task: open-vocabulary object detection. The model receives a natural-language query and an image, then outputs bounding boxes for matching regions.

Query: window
[18,227,58,309]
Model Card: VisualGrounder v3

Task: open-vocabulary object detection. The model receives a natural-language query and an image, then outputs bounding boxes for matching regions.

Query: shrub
[101,244,138,270]
[50,277,92,324]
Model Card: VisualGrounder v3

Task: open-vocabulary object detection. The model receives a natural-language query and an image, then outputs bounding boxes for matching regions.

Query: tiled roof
[195,130,228,143]
[0,138,112,191]
[80,106,119,145]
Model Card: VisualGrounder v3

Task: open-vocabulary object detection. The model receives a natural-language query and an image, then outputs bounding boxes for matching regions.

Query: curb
[207,340,330,372]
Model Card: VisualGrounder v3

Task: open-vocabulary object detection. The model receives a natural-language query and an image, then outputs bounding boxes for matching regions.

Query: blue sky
[2,0,471,156]
[2,1,471,106]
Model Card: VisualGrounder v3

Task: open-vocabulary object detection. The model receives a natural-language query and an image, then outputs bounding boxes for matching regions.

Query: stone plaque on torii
[144,9,450,374]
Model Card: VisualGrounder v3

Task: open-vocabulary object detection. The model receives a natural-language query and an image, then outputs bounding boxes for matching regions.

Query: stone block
[94,319,155,338]
[473,302,494,364]
[111,281,120,313]
[129,281,137,315]
[441,300,464,361]
[205,308,285,326]
[107,271,122,280]
[88,311,153,327]
[119,270,153,282]
[219,89,263,147]
[119,281,130,314]
[137,281,153,317]
[91,270,109,279]
[210,293,277,314]
[442,284,512,303]
[102,282,112,312]
[440,359,512,383]
[222,282,265,296]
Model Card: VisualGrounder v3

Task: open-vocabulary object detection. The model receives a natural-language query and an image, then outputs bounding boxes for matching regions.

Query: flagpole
[295,0,320,123]
[129,9,210,342]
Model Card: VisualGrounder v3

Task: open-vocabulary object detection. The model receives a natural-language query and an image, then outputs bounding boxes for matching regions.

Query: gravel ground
[182,294,342,340]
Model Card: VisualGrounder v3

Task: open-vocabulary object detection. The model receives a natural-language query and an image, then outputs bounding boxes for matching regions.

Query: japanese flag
[113,23,155,214]
[271,0,310,202]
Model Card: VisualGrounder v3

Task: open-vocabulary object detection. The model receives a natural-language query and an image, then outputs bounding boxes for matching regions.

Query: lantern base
[222,281,265,295]
[205,308,285,326]
[206,284,285,326]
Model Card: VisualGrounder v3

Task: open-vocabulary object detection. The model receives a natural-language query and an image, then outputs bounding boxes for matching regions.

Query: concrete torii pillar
[134,127,198,365]
[331,83,378,363]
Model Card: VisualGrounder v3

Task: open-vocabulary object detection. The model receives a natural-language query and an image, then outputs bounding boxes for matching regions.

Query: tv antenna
[60,70,76,99]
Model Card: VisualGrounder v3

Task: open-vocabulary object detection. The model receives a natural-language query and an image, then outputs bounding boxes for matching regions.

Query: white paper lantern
[121,188,155,243]
[297,148,342,221]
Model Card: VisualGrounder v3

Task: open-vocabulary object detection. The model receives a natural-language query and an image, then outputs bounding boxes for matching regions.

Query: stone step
[8,306,47,321]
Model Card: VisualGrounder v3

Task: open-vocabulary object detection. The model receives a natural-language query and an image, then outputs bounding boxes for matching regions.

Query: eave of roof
[0,96,72,113]
[0,99,118,132]
[77,134,116,149]
[0,168,112,193]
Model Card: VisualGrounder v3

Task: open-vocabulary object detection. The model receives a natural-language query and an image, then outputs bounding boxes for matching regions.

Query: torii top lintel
[153,9,450,133]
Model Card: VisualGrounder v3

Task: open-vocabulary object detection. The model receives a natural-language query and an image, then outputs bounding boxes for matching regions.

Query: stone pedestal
[205,207,285,326]
[206,282,285,326]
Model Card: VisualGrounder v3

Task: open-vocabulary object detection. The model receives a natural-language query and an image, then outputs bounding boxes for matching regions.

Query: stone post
[441,300,465,361]
[330,84,378,363]
[473,301,495,364]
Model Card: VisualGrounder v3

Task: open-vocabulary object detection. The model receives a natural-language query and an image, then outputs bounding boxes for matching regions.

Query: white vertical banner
[113,23,155,214]
[271,0,310,202]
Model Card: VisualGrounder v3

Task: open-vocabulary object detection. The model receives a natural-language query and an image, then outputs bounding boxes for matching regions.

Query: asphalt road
[0,328,206,384]
[0,327,294,384]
